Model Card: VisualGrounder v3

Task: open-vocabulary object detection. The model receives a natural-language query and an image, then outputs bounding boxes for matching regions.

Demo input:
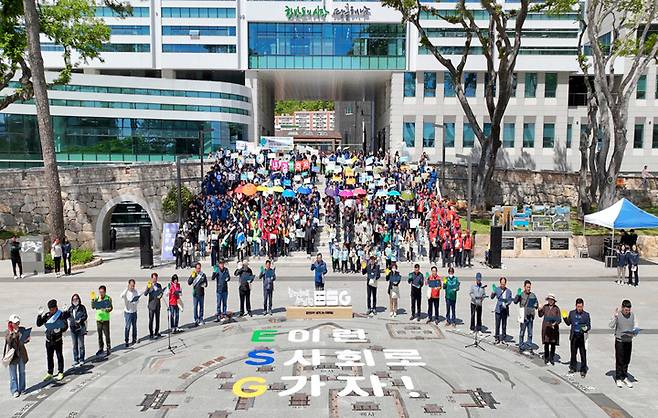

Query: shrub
[0,230,24,240]
[162,186,194,216]
[45,248,94,271]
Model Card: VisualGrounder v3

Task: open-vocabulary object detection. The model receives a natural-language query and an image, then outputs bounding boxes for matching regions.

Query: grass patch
[459,217,491,235]
[45,249,94,271]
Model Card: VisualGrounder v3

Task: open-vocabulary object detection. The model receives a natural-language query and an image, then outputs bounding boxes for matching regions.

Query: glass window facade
[162,26,236,36]
[424,72,436,97]
[484,73,496,96]
[503,123,515,148]
[110,25,150,36]
[444,122,455,147]
[444,73,455,97]
[653,123,658,148]
[523,122,535,147]
[566,123,572,148]
[0,114,247,164]
[483,122,491,138]
[637,75,647,99]
[102,44,151,53]
[404,72,416,97]
[463,123,475,148]
[542,123,555,148]
[96,7,149,17]
[17,98,248,115]
[248,23,406,69]
[423,122,435,147]
[161,8,236,18]
[464,72,477,97]
[403,122,415,147]
[634,124,644,148]
[525,73,537,98]
[162,44,236,53]
[545,73,557,98]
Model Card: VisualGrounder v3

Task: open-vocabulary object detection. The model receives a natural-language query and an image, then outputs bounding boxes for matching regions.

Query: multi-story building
[0,1,655,171]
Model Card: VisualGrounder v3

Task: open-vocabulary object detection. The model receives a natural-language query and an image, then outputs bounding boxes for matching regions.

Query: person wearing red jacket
[167,275,182,333]
[463,231,473,268]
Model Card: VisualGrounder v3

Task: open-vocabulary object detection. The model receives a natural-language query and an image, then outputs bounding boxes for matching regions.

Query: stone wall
[0,162,203,251]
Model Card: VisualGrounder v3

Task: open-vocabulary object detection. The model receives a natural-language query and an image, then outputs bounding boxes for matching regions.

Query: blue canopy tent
[584,198,658,249]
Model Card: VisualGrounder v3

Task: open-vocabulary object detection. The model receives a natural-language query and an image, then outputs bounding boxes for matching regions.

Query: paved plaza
[0,250,656,417]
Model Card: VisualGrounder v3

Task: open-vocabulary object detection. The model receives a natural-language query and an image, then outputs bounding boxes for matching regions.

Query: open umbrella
[282,189,296,198]
[388,190,401,197]
[297,186,312,195]
[353,188,367,196]
[256,185,269,192]
[242,183,257,196]
[376,189,388,198]
[401,190,414,201]
[339,189,354,198]
[272,186,284,193]
[325,186,338,197]
[234,184,244,194]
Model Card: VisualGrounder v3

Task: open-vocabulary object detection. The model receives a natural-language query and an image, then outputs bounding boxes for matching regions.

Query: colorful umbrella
[234,185,244,194]
[388,190,401,197]
[282,189,296,198]
[375,190,388,198]
[297,186,312,195]
[242,183,257,196]
[256,185,269,192]
[272,186,284,193]
[325,186,338,197]
[401,190,414,201]
[339,189,354,198]
[353,188,367,196]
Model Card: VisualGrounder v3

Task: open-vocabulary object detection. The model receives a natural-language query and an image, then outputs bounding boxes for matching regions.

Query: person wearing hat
[36,299,70,381]
[4,314,29,397]
[469,273,486,333]
[538,294,562,365]
[212,259,231,322]
[363,255,381,316]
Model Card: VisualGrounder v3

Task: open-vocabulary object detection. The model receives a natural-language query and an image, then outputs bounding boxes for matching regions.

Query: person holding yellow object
[91,285,113,357]
[144,272,164,339]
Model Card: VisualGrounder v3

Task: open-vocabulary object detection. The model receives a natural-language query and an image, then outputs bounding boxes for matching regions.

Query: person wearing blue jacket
[627,245,639,287]
[490,277,512,344]
[260,260,276,316]
[615,245,627,285]
[311,253,328,290]
[362,255,380,316]
[564,298,591,377]
[212,259,230,322]
[408,264,424,321]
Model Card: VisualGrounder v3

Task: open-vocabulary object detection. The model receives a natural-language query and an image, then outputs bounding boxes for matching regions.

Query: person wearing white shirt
[120,279,140,347]
[198,228,207,259]
[51,238,63,277]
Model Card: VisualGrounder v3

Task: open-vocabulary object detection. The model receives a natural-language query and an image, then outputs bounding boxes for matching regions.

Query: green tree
[1,0,130,240]
[546,0,658,210]
[383,0,552,208]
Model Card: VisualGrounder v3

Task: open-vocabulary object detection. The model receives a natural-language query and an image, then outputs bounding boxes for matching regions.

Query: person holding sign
[564,298,591,377]
[91,286,113,357]
[538,294,561,365]
[66,294,87,366]
[363,255,380,316]
[490,277,512,344]
[426,267,441,324]
[144,273,163,339]
[36,299,70,381]
[609,299,639,388]
[4,314,29,397]
[121,280,140,347]
[188,263,208,326]
[386,262,402,317]
[514,280,538,354]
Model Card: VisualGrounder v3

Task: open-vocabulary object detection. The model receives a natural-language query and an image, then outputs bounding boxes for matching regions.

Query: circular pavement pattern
[13,317,615,417]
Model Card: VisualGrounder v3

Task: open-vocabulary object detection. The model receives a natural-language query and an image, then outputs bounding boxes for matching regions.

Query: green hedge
[45,248,94,271]
[0,230,24,240]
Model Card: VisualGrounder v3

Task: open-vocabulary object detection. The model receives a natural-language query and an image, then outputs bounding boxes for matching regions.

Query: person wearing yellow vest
[91,285,113,357]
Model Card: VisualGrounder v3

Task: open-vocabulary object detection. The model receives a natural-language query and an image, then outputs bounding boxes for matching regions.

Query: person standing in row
[363,255,380,316]
[235,261,254,317]
[491,277,512,344]
[213,260,231,322]
[444,267,460,327]
[564,298,591,377]
[67,294,87,366]
[167,275,182,332]
[36,299,69,381]
[260,260,276,316]
[538,294,561,365]
[386,262,401,317]
[4,315,29,398]
[408,264,424,322]
[51,238,63,278]
[514,280,538,354]
[144,273,163,339]
[627,245,639,287]
[311,253,328,291]
[121,280,140,347]
[468,273,486,333]
[62,238,72,276]
[189,263,208,326]
[426,266,441,324]
[92,286,112,357]
[609,299,638,388]
[9,236,23,280]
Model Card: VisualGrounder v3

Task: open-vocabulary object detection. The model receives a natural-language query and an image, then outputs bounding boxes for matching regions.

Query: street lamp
[433,123,445,188]
[455,152,473,233]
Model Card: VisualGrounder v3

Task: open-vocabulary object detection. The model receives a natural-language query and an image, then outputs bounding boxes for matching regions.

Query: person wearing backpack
[36,299,70,382]
[4,314,29,397]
